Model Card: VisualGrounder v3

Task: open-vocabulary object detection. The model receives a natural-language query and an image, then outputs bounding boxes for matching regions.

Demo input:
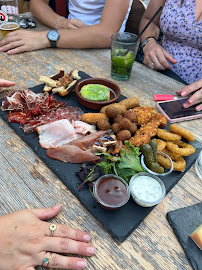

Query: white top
[68,0,133,32]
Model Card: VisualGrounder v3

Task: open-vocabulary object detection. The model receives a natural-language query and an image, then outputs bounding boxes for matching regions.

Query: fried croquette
[119,97,139,109]
[100,103,126,115]
[81,113,108,124]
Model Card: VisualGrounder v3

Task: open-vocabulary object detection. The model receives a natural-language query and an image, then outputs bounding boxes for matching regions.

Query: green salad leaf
[94,141,145,183]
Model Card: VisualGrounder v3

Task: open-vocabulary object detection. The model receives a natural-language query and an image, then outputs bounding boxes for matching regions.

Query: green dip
[80,84,110,101]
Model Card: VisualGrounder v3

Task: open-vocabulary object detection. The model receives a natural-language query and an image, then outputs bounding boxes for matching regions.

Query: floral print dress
[160,0,202,84]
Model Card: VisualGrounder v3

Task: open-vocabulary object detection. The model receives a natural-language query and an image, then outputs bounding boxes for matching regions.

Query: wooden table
[0,13,201,270]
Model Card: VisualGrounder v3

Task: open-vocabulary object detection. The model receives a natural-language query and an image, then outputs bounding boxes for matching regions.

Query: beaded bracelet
[53,16,64,29]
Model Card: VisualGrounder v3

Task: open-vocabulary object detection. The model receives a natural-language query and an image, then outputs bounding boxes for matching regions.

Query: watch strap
[50,40,57,48]
[141,36,156,49]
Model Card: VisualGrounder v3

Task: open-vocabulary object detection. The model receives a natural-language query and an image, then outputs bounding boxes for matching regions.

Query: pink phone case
[155,99,202,123]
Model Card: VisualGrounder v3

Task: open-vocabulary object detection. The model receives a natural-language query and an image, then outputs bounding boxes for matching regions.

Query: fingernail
[87,246,95,255]
[188,99,194,104]
[83,234,91,241]
[52,204,61,209]
[77,260,86,268]
[181,91,186,96]
[183,103,188,108]
[196,106,201,111]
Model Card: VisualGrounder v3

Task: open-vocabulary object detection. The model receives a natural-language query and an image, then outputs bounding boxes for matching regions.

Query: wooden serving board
[0,71,201,242]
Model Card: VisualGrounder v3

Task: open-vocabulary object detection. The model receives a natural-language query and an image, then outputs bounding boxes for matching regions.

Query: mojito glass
[111,32,139,81]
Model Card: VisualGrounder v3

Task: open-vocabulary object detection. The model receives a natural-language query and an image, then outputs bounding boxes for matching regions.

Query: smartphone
[155,98,202,123]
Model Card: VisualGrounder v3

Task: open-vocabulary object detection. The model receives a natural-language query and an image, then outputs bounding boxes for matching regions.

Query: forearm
[57,24,115,49]
[30,0,61,29]
[139,0,165,43]
[139,18,160,43]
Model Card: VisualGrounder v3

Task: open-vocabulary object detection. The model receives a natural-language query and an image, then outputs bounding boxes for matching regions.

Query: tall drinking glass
[0,0,19,39]
[111,32,139,81]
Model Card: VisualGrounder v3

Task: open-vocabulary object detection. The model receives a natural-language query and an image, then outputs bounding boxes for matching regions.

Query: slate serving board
[0,71,201,242]
[167,203,202,270]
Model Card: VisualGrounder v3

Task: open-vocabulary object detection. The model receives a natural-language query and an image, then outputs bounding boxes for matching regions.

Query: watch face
[48,30,59,41]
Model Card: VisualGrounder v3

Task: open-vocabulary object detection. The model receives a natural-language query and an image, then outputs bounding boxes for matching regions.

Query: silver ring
[149,62,155,69]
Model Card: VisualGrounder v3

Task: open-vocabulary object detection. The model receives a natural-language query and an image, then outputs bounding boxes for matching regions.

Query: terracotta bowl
[74,78,121,110]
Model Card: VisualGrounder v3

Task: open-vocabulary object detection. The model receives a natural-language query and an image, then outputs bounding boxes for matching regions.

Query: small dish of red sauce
[93,174,130,210]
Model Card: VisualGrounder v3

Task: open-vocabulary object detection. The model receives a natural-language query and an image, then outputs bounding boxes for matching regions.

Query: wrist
[141,36,157,50]
[53,17,67,30]
[53,16,65,29]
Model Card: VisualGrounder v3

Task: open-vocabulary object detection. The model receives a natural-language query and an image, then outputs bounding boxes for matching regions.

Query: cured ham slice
[1,91,25,111]
[72,120,96,135]
[47,145,99,163]
[46,130,107,163]
[1,89,84,133]
[36,119,76,149]
[23,107,83,133]
[74,130,106,147]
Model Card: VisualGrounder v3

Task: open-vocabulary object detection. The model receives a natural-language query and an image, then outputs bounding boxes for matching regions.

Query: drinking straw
[134,6,163,42]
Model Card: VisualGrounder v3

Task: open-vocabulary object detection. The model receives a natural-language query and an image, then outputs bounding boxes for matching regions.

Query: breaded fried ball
[111,123,120,134]
[116,130,131,142]
[119,118,131,130]
[105,106,118,119]
[129,123,137,134]
[113,114,123,124]
[97,119,110,130]
[124,110,137,123]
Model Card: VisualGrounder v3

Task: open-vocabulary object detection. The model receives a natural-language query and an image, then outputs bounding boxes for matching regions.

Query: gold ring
[49,224,57,237]
[43,252,52,266]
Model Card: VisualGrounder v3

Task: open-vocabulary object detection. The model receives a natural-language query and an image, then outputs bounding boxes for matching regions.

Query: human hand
[176,79,202,111]
[0,79,15,89]
[55,17,87,30]
[0,205,95,270]
[0,30,49,55]
[143,40,177,70]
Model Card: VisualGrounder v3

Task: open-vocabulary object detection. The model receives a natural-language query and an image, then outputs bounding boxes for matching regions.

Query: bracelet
[141,36,156,49]
[53,16,64,29]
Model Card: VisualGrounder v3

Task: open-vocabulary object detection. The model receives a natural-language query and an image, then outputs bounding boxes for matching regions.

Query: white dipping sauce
[131,176,162,203]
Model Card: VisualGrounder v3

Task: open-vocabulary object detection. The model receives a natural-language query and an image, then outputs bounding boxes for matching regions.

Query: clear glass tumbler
[111,32,139,81]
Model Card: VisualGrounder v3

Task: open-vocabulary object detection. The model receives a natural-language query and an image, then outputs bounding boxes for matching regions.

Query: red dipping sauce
[93,174,130,210]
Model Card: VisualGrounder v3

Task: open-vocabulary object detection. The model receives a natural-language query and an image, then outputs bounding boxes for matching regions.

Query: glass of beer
[0,0,19,39]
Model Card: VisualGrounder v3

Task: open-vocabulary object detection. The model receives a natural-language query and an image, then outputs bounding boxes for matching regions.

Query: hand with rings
[0,205,95,270]
[142,41,177,70]
[149,62,155,69]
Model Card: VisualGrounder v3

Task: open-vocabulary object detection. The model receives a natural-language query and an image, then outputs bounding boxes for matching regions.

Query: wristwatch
[47,29,60,48]
[141,36,156,49]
